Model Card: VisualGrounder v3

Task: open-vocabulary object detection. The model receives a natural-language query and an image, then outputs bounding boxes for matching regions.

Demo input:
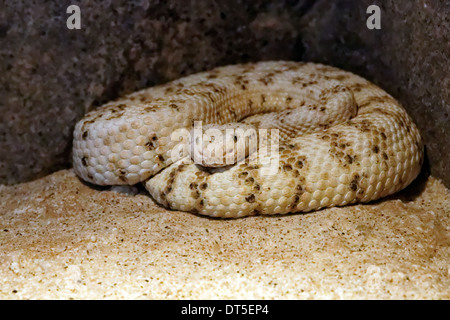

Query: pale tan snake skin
[73,61,423,218]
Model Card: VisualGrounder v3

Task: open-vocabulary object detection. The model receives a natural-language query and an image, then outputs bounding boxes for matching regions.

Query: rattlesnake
[73,61,423,218]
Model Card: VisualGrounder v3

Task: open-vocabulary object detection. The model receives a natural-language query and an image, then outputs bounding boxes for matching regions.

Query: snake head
[190,123,258,167]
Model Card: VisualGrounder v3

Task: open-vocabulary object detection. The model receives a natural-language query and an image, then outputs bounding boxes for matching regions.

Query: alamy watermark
[169,121,280,176]
[366,5,381,29]
[66,5,81,30]
[66,4,381,30]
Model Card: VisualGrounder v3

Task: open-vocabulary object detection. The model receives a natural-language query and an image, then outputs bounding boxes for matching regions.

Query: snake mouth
[194,163,236,174]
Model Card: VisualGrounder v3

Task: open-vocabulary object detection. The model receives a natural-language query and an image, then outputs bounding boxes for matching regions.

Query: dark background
[0,0,448,187]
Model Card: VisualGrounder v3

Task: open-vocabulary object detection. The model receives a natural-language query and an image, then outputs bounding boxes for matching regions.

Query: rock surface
[0,169,448,299]
[0,0,448,186]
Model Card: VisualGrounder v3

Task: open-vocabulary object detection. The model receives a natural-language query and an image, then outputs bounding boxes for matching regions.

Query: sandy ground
[0,169,448,299]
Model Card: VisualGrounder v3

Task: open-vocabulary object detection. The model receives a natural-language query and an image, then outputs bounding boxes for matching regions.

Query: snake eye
[234,135,238,142]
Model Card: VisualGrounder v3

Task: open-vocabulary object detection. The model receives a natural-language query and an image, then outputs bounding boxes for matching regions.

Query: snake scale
[73,61,423,218]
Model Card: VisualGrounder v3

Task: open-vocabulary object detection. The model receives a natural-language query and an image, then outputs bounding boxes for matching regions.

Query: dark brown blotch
[346,154,354,164]
[169,103,179,111]
[245,177,255,185]
[164,168,183,197]
[144,106,157,112]
[145,141,155,151]
[138,95,153,103]
[329,74,350,81]
[146,136,158,150]
[165,86,174,94]
[350,83,365,92]
[189,182,198,190]
[289,184,304,209]
[290,195,300,209]
[245,194,256,203]
[259,76,273,86]
[349,174,360,192]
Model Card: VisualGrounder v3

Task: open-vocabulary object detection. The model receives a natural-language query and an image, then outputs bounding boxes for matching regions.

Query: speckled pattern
[0,169,449,299]
[300,0,449,187]
[0,1,448,188]
[73,61,423,217]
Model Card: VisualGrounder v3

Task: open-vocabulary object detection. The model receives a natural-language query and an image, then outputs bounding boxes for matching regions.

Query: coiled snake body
[73,61,423,218]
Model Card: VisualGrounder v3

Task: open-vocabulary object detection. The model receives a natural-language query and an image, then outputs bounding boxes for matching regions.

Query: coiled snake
[73,61,423,218]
